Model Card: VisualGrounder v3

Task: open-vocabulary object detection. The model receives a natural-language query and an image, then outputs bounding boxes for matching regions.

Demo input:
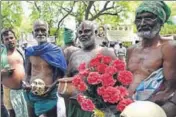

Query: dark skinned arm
[126,45,135,70]
[162,41,176,117]
[22,56,32,90]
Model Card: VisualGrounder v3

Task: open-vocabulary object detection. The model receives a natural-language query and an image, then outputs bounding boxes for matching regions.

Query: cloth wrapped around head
[120,101,166,117]
[63,28,75,45]
[136,1,171,24]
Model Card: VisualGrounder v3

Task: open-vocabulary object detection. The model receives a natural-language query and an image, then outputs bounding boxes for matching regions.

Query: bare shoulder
[64,46,80,62]
[64,46,80,56]
[127,43,139,54]
[162,39,176,50]
[100,47,117,59]
[161,39,176,58]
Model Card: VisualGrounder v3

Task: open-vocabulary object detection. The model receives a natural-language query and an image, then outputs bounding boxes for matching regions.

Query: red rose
[105,66,117,75]
[101,86,121,103]
[101,73,116,87]
[116,98,133,112]
[116,86,129,99]
[87,72,101,85]
[72,75,83,86]
[72,75,87,91]
[79,69,89,77]
[78,63,86,71]
[97,86,106,96]
[77,94,85,103]
[80,98,95,112]
[97,63,108,74]
[118,71,133,86]
[78,82,88,91]
[89,57,101,68]
[102,56,112,65]
[112,59,125,71]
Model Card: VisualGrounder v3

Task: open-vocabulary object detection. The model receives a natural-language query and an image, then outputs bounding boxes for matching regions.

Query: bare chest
[30,56,51,70]
[70,51,95,69]
[128,47,163,74]
[29,56,53,83]
[8,51,24,65]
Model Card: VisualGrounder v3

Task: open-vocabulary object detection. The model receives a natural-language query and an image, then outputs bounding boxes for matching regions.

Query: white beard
[80,38,95,49]
[137,23,161,39]
[35,36,48,43]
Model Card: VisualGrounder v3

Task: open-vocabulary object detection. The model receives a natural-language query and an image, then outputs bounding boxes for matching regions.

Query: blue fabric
[24,43,66,116]
[24,88,57,116]
[133,68,164,101]
[25,43,67,76]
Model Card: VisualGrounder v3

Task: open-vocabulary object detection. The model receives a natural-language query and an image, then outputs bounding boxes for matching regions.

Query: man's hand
[21,81,31,91]
[162,101,176,117]
[1,68,15,78]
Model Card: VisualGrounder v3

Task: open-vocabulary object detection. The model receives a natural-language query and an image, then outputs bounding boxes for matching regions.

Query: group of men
[1,1,176,117]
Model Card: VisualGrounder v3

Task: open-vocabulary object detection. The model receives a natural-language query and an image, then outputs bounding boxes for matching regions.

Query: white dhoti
[57,93,66,117]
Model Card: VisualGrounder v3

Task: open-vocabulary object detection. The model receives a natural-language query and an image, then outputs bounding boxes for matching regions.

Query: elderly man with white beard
[126,1,176,117]
[24,20,67,117]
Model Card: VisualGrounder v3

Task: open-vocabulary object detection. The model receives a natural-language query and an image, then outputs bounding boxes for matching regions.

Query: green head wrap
[63,28,75,45]
[136,1,171,24]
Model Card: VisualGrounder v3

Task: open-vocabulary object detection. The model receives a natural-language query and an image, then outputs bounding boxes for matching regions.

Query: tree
[62,1,132,24]
[1,1,23,38]
[28,1,131,45]
[28,1,76,45]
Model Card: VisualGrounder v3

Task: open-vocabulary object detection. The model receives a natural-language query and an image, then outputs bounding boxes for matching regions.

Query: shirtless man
[24,20,67,117]
[127,1,176,117]
[66,21,117,77]
[62,20,117,117]
[1,28,28,117]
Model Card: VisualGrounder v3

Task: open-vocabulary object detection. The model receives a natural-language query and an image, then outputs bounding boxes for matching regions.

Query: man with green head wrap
[63,16,76,47]
[136,1,171,24]
[63,28,75,46]
[126,1,176,117]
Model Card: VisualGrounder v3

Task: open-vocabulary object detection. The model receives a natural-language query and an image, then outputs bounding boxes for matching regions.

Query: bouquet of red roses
[72,54,133,115]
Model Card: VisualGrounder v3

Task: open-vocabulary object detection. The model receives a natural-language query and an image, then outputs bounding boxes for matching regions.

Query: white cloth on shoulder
[57,93,66,117]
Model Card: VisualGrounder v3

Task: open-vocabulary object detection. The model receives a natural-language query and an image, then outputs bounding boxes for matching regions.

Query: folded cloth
[3,86,13,110]
[133,68,164,101]
[10,89,28,117]
[25,42,67,79]
[64,28,75,45]
[24,88,57,116]
[57,93,66,117]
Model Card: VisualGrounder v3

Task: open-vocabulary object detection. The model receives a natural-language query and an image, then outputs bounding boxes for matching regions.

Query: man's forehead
[34,24,47,28]
[3,31,15,37]
[79,22,93,30]
[33,21,48,30]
